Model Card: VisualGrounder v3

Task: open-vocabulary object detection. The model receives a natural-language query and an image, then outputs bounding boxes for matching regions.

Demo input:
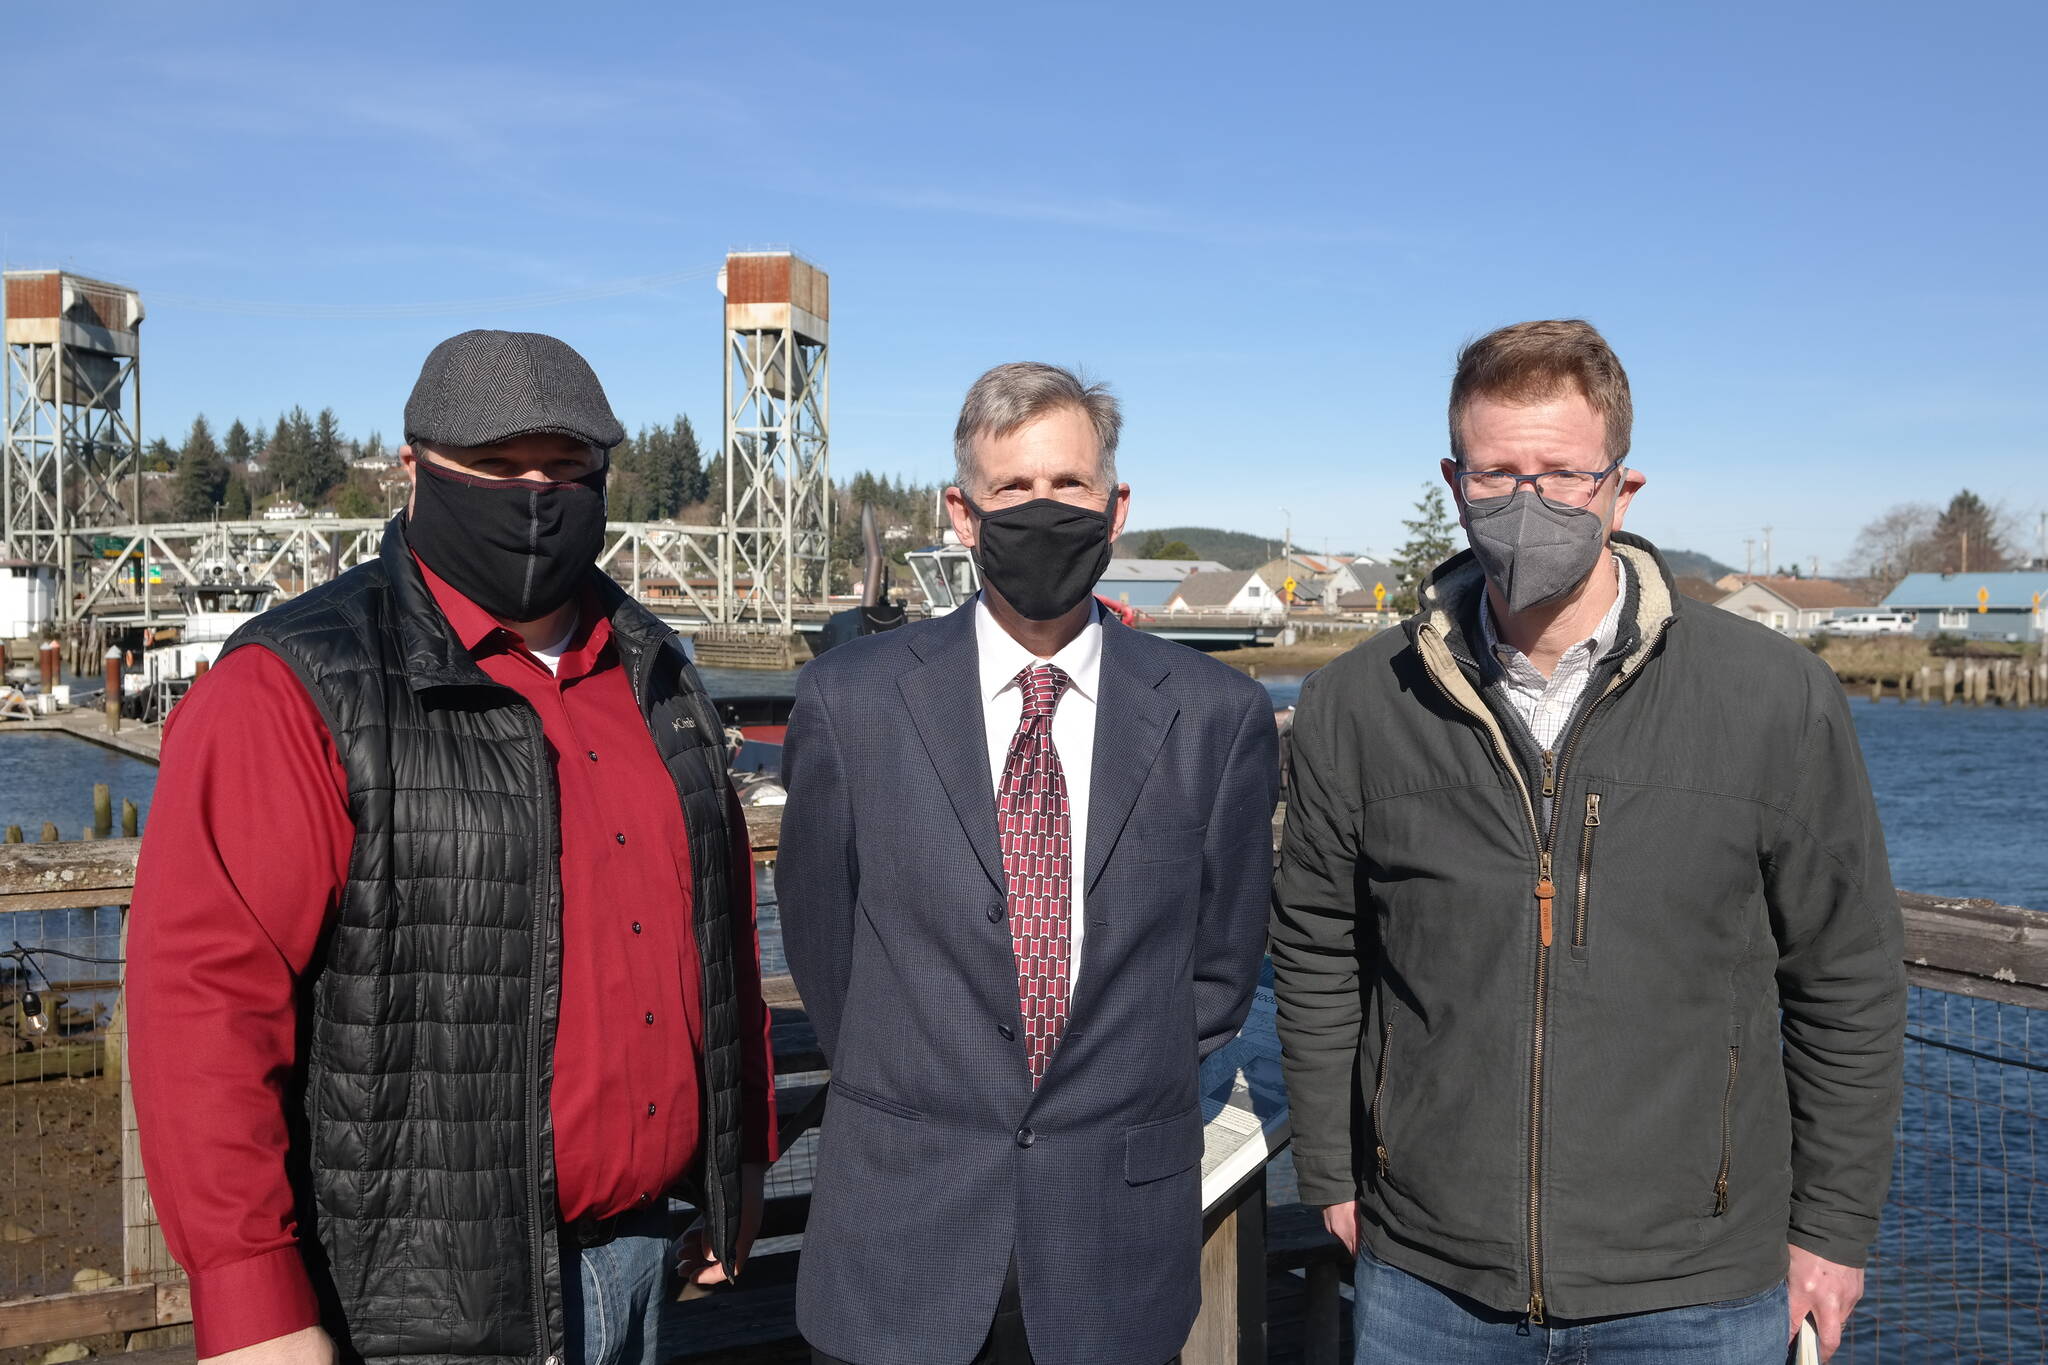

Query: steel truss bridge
[67,519,799,631]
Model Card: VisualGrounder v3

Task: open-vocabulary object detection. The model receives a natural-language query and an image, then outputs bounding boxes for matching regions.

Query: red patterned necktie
[998,663,1073,1087]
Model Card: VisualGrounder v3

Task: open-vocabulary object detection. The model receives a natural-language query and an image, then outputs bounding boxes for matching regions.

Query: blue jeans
[1354,1244,1790,1364]
[562,1211,672,1365]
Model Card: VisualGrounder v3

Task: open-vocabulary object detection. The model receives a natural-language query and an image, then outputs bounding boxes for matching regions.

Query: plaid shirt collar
[1478,555,1630,746]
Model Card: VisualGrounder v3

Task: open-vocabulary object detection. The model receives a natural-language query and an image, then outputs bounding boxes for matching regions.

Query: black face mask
[963,492,1115,621]
[405,457,607,622]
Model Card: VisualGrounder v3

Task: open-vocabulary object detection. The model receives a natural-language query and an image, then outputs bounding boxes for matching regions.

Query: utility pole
[1744,538,1755,576]
[1961,530,1970,575]
[1762,526,1774,576]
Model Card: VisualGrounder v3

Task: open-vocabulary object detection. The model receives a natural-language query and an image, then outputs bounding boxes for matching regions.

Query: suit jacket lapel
[898,608,1007,894]
[1084,620,1178,892]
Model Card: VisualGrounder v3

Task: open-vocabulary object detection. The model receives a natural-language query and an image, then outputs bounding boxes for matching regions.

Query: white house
[1323,557,1398,602]
[1166,568,1273,615]
[1713,577,1873,634]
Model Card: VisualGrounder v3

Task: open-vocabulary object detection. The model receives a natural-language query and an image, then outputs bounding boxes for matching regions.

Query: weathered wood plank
[1899,892,2048,991]
[0,1283,156,1349]
[1906,965,2048,1012]
[0,836,142,908]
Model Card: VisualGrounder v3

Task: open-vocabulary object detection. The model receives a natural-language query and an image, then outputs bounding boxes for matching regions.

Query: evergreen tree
[608,427,647,522]
[703,449,728,515]
[172,415,229,519]
[144,437,176,474]
[222,473,253,520]
[672,416,707,507]
[223,419,253,467]
[360,431,386,465]
[269,406,341,503]
[310,408,348,496]
[1925,490,2012,573]
[1148,539,1195,560]
[333,479,380,519]
[1392,484,1458,613]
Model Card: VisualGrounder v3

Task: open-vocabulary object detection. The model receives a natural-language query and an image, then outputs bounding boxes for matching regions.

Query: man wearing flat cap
[130,330,778,1365]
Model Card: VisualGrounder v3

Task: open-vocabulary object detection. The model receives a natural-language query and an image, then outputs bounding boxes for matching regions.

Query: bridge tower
[3,271,144,615]
[719,251,829,628]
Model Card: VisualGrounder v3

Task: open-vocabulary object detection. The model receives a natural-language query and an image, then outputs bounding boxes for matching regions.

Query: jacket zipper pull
[1526,1291,1546,1326]
[1536,852,1555,948]
[1585,793,1601,827]
[1540,750,1556,798]
[1714,1175,1730,1217]
[1376,1145,1390,1179]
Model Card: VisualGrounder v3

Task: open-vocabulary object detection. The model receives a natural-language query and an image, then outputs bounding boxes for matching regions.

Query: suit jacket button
[987,902,1004,924]
[1016,1127,1035,1149]
[997,1024,1014,1041]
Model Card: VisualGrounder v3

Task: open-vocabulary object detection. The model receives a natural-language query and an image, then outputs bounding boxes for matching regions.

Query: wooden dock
[0,707,163,763]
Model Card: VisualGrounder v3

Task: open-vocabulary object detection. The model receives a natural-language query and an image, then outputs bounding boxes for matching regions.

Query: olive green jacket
[1270,534,1905,1321]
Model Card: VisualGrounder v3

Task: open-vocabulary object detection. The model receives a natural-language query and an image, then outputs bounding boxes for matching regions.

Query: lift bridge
[4,256,830,638]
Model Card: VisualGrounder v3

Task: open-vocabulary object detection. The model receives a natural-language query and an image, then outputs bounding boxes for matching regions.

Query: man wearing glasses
[1271,320,1904,1361]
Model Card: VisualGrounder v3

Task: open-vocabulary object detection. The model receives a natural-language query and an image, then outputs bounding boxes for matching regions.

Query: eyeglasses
[1454,457,1623,509]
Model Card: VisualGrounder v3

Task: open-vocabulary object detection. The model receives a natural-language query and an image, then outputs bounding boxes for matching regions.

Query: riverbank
[1209,639,1360,674]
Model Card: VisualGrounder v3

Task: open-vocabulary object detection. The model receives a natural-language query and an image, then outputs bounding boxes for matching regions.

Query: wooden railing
[3,811,2046,1360]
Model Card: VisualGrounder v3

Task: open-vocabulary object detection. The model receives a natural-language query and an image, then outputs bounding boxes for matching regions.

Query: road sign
[1978,585,1991,614]
[1374,581,1387,609]
[1283,575,1297,605]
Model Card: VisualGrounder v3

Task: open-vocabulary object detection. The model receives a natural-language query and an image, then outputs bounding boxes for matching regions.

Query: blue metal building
[1882,572,2048,643]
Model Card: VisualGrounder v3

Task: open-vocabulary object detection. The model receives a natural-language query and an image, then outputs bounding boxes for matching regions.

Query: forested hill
[1661,547,1738,581]
[1123,527,1281,569]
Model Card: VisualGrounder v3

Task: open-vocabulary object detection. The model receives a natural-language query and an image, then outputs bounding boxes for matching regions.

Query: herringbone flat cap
[405,329,626,450]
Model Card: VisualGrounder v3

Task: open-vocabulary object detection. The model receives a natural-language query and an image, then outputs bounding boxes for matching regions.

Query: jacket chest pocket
[1568,792,1602,963]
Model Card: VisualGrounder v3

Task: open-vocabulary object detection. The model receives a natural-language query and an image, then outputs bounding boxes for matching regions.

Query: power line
[149,265,721,320]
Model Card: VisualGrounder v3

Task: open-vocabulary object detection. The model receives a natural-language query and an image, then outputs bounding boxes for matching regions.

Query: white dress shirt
[974,594,1101,987]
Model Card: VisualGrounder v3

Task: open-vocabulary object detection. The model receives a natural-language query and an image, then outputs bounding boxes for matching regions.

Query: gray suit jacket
[778,602,1278,1365]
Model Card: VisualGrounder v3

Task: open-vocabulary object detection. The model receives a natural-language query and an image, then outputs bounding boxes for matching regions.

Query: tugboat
[126,570,277,720]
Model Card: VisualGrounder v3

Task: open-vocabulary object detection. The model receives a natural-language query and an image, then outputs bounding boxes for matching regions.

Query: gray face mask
[1463,492,1608,615]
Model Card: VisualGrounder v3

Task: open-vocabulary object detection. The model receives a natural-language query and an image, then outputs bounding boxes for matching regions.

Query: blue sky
[7,1,2043,572]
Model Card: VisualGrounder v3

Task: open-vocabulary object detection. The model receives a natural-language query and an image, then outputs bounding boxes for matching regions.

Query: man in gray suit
[779,363,1279,1365]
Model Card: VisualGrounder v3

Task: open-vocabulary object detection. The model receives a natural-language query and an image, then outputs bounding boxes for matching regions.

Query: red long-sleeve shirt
[128,563,777,1357]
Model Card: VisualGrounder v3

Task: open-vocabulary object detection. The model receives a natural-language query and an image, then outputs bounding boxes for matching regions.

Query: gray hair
[952,362,1121,495]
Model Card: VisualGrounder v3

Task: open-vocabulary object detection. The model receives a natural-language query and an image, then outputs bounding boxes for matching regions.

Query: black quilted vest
[221,520,745,1365]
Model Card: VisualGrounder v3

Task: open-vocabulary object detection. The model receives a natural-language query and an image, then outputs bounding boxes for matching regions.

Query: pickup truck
[1820,611,1917,637]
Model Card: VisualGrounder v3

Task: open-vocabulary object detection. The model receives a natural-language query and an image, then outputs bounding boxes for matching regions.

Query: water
[0,733,158,842]
[1259,681,2047,911]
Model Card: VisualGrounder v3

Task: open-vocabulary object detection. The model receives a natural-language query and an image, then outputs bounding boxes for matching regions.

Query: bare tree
[1847,502,1937,588]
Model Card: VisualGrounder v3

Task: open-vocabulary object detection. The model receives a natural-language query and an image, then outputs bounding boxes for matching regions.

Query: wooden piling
[39,822,59,843]
[1898,673,1911,702]
[103,648,123,733]
[93,784,113,839]
[2,826,19,844]
[122,800,139,838]
[1942,659,1958,704]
